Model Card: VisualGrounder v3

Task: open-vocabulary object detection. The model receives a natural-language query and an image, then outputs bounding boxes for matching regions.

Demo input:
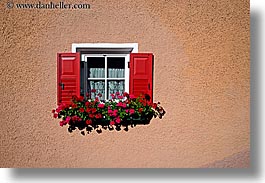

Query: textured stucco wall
[0,0,249,168]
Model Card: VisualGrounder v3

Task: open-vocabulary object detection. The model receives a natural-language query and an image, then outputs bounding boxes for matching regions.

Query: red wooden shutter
[57,53,80,104]
[129,53,153,102]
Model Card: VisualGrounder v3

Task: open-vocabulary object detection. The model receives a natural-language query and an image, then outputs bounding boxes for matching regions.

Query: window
[57,43,153,104]
[81,54,129,100]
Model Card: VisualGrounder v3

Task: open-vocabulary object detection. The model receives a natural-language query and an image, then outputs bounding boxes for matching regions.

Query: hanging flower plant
[52,91,166,135]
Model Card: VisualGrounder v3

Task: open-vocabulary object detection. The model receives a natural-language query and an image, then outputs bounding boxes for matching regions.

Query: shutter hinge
[59,83,64,90]
[128,62,130,68]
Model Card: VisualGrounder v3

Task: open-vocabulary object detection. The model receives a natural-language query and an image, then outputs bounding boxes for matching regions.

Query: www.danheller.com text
[10,1,91,9]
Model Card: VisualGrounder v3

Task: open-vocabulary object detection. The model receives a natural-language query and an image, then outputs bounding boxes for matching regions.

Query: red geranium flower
[111,93,116,99]
[98,103,105,108]
[78,96,84,101]
[91,89,96,93]
[116,102,123,107]
[138,108,143,113]
[53,113,58,118]
[91,108,97,113]
[95,113,102,119]
[113,109,118,117]
[129,109,135,115]
[72,115,81,122]
[115,117,121,124]
[110,121,115,126]
[89,114,94,118]
[139,99,147,105]
[55,108,60,113]
[122,103,126,108]
[79,108,85,113]
[72,104,77,108]
[86,119,92,125]
[129,94,135,99]
[59,121,64,127]
[65,116,71,123]
[152,103,158,109]
[52,109,55,113]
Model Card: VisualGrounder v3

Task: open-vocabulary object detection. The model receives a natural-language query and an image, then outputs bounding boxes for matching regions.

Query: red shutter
[129,53,153,102]
[57,53,80,104]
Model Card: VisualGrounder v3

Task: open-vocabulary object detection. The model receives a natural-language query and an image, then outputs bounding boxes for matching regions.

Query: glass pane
[87,57,105,78]
[107,57,125,78]
[107,80,125,99]
[88,80,105,100]
[80,61,85,97]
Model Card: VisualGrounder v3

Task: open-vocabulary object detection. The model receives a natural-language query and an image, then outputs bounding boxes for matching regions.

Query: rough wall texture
[0,0,249,168]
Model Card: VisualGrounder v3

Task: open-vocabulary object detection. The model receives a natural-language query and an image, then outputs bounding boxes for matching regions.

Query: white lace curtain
[88,68,125,100]
[89,68,125,78]
[88,80,124,100]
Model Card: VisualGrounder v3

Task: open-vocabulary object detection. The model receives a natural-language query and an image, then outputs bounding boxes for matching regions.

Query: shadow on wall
[197,9,259,169]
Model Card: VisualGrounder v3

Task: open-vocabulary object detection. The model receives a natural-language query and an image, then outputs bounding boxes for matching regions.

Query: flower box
[52,92,165,135]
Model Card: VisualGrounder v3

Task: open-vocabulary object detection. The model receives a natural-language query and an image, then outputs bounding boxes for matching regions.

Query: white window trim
[72,43,138,99]
[71,43,138,53]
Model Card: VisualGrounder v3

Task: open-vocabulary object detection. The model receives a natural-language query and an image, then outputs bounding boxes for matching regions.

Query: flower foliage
[52,91,166,135]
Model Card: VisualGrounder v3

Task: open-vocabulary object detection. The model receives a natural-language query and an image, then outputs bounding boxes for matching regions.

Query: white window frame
[82,54,129,100]
[72,43,138,53]
[72,43,138,99]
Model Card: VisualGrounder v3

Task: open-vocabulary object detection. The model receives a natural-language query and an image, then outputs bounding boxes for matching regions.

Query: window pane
[107,57,125,78]
[87,57,105,78]
[88,80,105,100]
[107,80,125,99]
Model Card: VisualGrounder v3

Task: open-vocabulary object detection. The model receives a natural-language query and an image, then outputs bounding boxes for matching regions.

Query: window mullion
[105,56,107,100]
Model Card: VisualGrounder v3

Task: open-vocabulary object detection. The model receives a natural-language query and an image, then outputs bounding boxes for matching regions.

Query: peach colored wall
[0,0,249,168]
